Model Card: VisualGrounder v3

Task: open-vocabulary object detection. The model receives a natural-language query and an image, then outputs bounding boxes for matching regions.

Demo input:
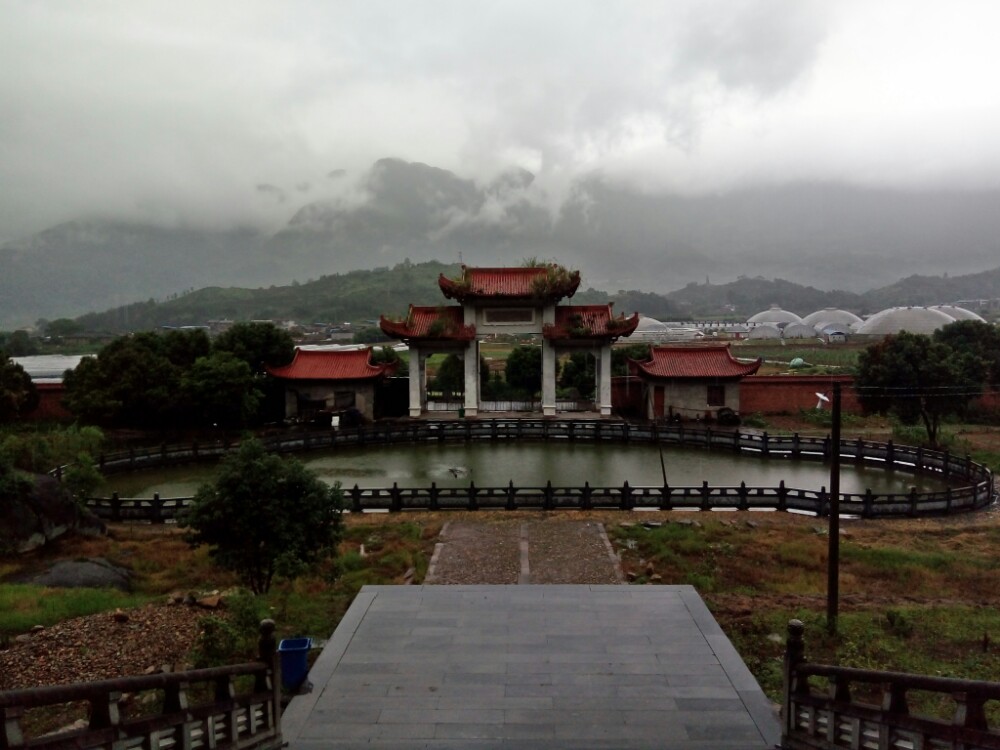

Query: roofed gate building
[380,265,639,417]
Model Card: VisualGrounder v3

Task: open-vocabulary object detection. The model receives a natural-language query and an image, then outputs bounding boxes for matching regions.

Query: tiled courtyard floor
[282,585,780,749]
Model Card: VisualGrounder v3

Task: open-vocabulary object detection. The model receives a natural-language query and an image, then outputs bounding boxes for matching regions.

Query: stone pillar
[599,343,612,415]
[409,347,422,417]
[541,340,556,416]
[463,342,479,417]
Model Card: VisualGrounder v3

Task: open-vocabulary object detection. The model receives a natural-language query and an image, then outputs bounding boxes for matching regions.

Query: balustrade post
[831,674,851,703]
[581,481,592,511]
[792,433,800,459]
[909,486,919,517]
[111,492,121,522]
[777,480,787,512]
[429,482,439,511]
[659,483,671,511]
[620,481,632,510]
[782,619,806,739]
[351,485,363,514]
[544,480,555,510]
[468,481,478,511]
[163,682,189,713]
[915,446,923,473]
[952,690,988,730]
[623,422,630,443]
[855,437,864,463]
[151,492,163,524]
[258,619,280,732]
[506,481,516,511]
[491,420,498,441]
[886,440,895,466]
[946,487,953,513]
[678,423,685,445]
[761,431,769,456]
[863,488,874,518]
[819,487,828,517]
[2,706,25,749]
[89,690,122,730]
[738,481,749,511]
[568,422,575,441]
[390,482,402,513]
[882,682,909,715]
[942,449,951,478]
[701,480,710,510]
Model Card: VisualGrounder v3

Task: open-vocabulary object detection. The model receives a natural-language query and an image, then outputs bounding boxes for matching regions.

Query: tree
[933,320,1000,388]
[0,330,38,357]
[213,323,294,375]
[352,326,391,344]
[505,345,542,396]
[856,331,986,445]
[184,439,343,593]
[559,352,595,399]
[433,353,465,397]
[182,352,261,428]
[62,334,185,427]
[0,352,38,422]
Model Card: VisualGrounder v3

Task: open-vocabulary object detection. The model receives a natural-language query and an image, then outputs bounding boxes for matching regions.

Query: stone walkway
[425,520,623,585]
[283,584,780,749]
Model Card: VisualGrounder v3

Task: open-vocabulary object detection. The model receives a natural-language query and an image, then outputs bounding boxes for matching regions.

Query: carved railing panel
[782,619,1000,750]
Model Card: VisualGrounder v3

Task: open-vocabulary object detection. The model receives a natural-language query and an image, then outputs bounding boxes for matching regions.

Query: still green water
[103,443,950,498]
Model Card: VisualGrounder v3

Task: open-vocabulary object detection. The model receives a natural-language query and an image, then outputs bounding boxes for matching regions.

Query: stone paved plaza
[282,585,780,749]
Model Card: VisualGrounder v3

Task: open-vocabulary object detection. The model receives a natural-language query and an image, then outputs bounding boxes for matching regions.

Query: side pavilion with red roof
[380,265,638,417]
[628,345,762,421]
[266,347,397,423]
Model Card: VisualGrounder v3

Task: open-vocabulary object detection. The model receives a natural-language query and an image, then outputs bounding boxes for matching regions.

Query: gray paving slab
[283,585,780,749]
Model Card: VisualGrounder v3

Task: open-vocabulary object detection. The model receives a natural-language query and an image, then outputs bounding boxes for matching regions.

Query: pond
[101,442,952,498]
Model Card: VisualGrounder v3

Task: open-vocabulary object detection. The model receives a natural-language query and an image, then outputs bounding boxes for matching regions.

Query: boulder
[28,558,131,591]
[0,474,105,554]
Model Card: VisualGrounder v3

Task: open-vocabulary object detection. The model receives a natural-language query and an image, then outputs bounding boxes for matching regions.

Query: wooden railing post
[544,481,554,511]
[151,493,163,524]
[351,485,363,514]
[506,481,516,511]
[777,480,787,512]
[467,481,478,511]
[581,481,592,511]
[782,619,806,739]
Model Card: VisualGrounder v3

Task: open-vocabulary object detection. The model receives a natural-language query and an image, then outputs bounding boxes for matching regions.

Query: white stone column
[542,340,556,416]
[408,347,422,417]
[463,342,479,417]
[541,303,557,416]
[599,343,612,415]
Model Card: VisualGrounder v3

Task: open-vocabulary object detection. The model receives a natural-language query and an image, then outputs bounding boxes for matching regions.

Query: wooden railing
[60,419,994,521]
[0,621,283,750]
[782,619,1000,749]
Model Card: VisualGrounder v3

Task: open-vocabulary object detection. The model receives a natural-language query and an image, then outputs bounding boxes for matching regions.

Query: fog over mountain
[3,158,1000,328]
[4,3,1000,327]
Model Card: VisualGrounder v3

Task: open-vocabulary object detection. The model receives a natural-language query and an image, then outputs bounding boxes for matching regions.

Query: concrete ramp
[283,585,779,749]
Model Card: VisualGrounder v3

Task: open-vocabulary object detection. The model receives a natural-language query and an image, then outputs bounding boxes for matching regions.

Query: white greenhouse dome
[855,307,957,336]
[747,305,804,326]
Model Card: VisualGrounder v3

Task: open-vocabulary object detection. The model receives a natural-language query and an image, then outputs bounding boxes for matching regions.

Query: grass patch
[0,584,150,639]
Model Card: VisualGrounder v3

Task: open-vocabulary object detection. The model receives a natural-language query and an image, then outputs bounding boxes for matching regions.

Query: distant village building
[379,265,638,416]
[628,345,761,421]
[265,347,397,422]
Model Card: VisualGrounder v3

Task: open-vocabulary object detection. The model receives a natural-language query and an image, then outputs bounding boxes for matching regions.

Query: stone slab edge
[679,586,781,748]
[282,588,378,746]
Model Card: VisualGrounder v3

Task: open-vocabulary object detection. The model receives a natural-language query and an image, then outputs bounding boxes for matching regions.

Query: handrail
[0,620,283,750]
[781,619,1000,750]
[51,420,993,521]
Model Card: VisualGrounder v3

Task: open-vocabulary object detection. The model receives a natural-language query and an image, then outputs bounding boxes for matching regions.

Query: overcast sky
[3,0,1000,242]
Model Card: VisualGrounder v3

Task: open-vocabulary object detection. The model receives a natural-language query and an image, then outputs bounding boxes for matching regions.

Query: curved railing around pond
[67,419,995,521]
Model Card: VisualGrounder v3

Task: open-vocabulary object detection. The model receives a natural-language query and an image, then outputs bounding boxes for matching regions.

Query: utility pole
[826,381,842,635]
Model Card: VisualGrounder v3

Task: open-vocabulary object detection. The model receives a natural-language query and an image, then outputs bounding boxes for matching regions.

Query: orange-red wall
[739,375,861,415]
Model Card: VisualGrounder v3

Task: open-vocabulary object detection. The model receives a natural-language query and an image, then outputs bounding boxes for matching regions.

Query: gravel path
[426,519,623,585]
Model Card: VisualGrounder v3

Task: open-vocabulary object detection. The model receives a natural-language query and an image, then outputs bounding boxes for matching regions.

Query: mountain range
[4,157,1000,329]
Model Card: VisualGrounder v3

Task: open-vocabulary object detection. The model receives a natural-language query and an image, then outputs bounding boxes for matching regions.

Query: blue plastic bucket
[277,637,312,690]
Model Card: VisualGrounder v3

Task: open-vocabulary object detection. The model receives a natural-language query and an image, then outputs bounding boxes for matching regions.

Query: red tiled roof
[543,305,640,341]
[629,345,762,379]
[266,348,396,381]
[439,265,581,301]
[379,306,475,342]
